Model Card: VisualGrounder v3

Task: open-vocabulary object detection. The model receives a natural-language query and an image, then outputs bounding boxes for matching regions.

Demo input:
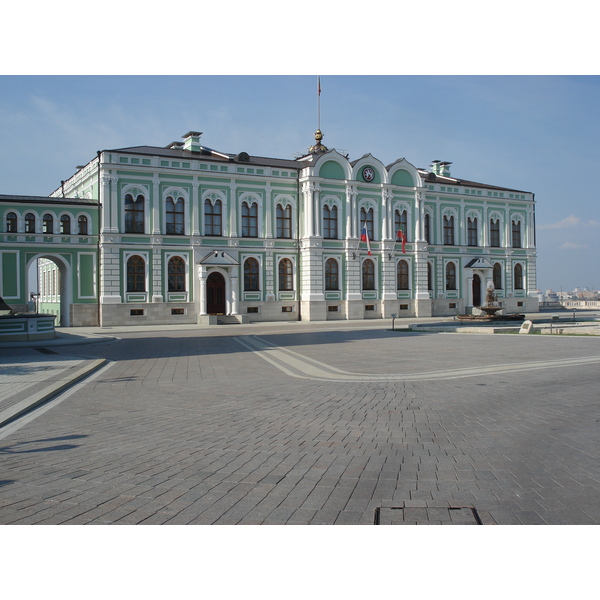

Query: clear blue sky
[1,4,598,294]
[1,75,598,293]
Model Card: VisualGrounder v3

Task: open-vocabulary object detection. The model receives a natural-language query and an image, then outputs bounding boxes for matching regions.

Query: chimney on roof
[182,131,203,152]
[430,160,452,177]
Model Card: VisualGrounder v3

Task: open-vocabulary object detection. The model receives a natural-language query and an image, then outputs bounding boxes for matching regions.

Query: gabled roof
[198,250,239,266]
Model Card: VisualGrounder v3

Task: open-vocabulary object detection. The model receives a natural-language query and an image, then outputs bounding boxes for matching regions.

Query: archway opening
[206,271,226,315]
[27,255,71,326]
[472,274,482,307]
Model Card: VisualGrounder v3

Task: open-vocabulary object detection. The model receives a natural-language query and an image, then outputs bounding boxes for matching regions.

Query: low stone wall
[0,314,56,341]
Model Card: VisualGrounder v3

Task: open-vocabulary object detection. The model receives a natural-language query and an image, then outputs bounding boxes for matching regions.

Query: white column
[100,175,112,233]
[229,185,238,238]
[152,177,161,234]
[265,183,273,238]
[199,266,207,315]
[230,266,239,315]
[192,182,200,236]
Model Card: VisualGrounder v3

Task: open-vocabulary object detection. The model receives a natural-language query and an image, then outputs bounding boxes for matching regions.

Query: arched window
[362,259,375,290]
[493,263,502,290]
[360,207,375,241]
[60,215,71,234]
[242,201,258,237]
[325,258,339,291]
[323,205,338,239]
[127,255,146,292]
[394,209,408,241]
[5,212,17,233]
[78,215,88,235]
[244,258,260,291]
[166,197,184,235]
[512,220,522,248]
[467,217,478,246]
[25,213,36,233]
[204,199,222,236]
[490,218,500,247]
[124,193,145,233]
[43,213,53,234]
[514,263,523,290]
[276,204,292,238]
[424,213,431,244]
[397,260,409,290]
[443,215,454,245]
[168,256,186,292]
[446,262,456,290]
[427,262,433,291]
[278,258,293,291]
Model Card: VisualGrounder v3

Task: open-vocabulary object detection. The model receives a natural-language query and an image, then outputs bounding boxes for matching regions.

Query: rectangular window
[467,218,478,246]
[247,307,259,313]
[365,305,375,311]
[490,220,500,247]
[400,304,409,310]
[171,308,185,315]
[276,205,292,238]
[130,309,145,316]
[443,216,454,245]
[282,306,293,312]
[328,305,339,312]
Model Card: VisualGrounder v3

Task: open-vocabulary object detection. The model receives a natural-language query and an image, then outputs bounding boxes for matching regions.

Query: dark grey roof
[109,145,303,170]
[0,194,98,206]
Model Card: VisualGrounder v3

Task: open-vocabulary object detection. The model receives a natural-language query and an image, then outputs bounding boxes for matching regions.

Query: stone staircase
[216,315,242,325]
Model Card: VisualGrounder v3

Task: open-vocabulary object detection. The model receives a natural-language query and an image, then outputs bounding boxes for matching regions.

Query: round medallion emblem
[362,167,375,182]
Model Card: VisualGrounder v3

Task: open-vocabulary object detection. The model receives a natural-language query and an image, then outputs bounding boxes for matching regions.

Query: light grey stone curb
[0,358,107,428]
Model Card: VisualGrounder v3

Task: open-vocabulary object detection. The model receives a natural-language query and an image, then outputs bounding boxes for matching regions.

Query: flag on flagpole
[361,224,372,256]
[318,76,321,96]
[397,230,406,254]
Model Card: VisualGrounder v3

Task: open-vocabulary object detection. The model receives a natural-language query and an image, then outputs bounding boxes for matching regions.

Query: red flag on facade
[361,225,372,256]
[397,230,406,254]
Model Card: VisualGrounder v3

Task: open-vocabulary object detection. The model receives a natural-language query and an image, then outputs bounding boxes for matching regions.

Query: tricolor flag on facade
[361,225,372,256]
[397,230,406,254]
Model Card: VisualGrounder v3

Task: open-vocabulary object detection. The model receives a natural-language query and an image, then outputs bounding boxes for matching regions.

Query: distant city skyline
[1,75,598,293]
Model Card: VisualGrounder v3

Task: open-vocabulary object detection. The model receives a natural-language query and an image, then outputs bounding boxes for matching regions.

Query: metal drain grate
[375,506,482,525]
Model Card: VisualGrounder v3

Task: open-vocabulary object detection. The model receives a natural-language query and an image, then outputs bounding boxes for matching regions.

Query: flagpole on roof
[317,76,321,131]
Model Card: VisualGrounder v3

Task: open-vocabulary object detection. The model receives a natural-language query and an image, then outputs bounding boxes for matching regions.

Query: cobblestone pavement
[1,321,599,525]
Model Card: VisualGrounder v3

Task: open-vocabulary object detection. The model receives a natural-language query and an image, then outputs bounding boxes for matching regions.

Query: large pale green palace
[0,130,538,327]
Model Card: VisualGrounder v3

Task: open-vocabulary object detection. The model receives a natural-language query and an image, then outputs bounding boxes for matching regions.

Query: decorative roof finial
[309,128,328,154]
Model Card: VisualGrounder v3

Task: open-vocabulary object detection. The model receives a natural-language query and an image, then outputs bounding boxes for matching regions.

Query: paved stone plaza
[1,321,599,525]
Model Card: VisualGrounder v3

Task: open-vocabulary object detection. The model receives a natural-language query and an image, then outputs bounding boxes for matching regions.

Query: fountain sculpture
[456,283,525,322]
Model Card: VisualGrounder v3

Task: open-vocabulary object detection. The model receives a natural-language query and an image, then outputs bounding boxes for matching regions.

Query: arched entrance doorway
[472,274,481,307]
[206,271,226,314]
[27,254,72,327]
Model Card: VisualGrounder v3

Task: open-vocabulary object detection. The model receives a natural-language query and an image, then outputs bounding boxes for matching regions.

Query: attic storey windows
[124,193,145,233]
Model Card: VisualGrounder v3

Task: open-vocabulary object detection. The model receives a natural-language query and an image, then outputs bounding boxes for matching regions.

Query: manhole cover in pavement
[375,507,482,525]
